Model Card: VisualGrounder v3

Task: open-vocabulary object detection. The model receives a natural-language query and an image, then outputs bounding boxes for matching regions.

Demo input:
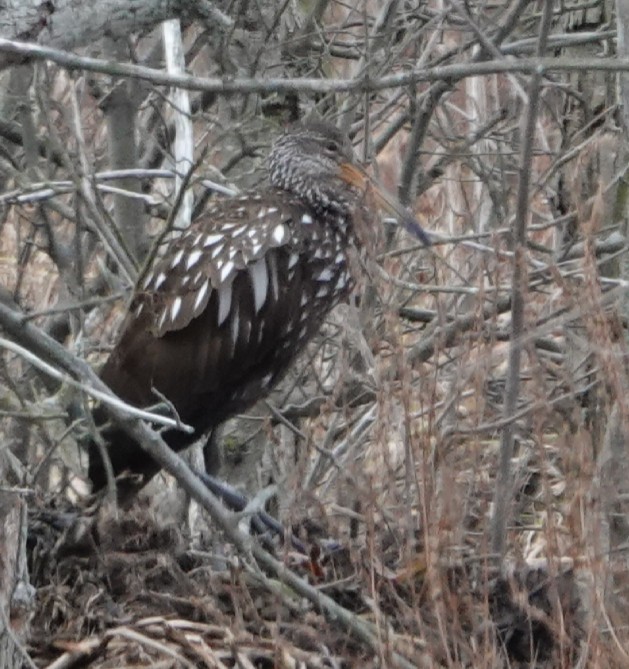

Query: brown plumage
[88,121,429,494]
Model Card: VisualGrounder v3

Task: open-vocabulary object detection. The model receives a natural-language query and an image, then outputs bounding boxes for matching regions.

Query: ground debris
[24,491,588,668]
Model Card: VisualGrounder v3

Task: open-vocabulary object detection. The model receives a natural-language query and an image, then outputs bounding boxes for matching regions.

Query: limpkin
[88,120,430,495]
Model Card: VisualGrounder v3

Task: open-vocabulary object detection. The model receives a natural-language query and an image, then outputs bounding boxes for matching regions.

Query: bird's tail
[86,405,217,500]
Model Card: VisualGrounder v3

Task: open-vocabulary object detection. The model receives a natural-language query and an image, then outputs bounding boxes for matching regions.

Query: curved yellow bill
[339,162,431,246]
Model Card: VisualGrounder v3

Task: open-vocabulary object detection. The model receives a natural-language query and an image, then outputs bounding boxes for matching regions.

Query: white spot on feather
[171,249,184,268]
[267,253,279,301]
[316,268,333,282]
[272,224,286,245]
[154,272,167,289]
[252,242,262,255]
[248,258,268,313]
[220,260,234,282]
[186,250,202,270]
[211,245,223,259]
[218,283,232,325]
[171,296,182,322]
[204,234,222,247]
[194,279,210,312]
[257,208,268,219]
[288,253,299,269]
[301,213,313,224]
[230,309,240,351]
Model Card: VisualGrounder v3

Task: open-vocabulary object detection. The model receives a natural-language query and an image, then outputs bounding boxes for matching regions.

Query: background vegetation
[0,1,627,666]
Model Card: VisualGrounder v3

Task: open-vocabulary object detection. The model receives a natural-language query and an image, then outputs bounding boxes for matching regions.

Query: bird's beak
[339,162,431,246]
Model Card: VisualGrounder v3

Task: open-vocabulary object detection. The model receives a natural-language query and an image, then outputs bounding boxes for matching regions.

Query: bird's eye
[325,141,339,153]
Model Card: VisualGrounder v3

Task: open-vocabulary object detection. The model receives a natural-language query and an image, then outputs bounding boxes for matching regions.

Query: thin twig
[489,0,554,560]
[1,38,629,94]
[0,335,192,433]
[0,300,427,669]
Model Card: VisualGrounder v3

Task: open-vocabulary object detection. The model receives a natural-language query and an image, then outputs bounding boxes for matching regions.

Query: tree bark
[0,0,232,55]
[0,490,33,668]
[103,37,147,262]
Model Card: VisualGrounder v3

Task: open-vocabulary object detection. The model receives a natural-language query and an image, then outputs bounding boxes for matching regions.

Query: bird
[87,120,430,497]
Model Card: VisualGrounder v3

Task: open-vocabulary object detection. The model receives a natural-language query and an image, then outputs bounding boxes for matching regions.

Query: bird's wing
[100,192,352,414]
[133,195,299,337]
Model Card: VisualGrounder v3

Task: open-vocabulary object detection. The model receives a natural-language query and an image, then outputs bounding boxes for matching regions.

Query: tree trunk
[0,489,33,668]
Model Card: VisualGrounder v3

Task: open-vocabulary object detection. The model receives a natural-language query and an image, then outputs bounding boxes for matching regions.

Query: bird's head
[268,120,431,245]
[268,120,356,216]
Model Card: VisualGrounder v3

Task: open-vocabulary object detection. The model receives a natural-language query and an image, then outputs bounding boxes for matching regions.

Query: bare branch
[490,0,554,560]
[0,38,629,94]
[0,336,192,433]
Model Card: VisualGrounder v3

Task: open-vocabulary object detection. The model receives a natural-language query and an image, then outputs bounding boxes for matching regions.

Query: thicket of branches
[0,0,629,667]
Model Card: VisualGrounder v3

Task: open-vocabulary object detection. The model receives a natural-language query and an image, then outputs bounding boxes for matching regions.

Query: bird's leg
[202,427,221,475]
[197,472,308,553]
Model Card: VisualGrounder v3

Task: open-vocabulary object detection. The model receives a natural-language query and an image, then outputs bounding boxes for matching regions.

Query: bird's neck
[283,176,356,221]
